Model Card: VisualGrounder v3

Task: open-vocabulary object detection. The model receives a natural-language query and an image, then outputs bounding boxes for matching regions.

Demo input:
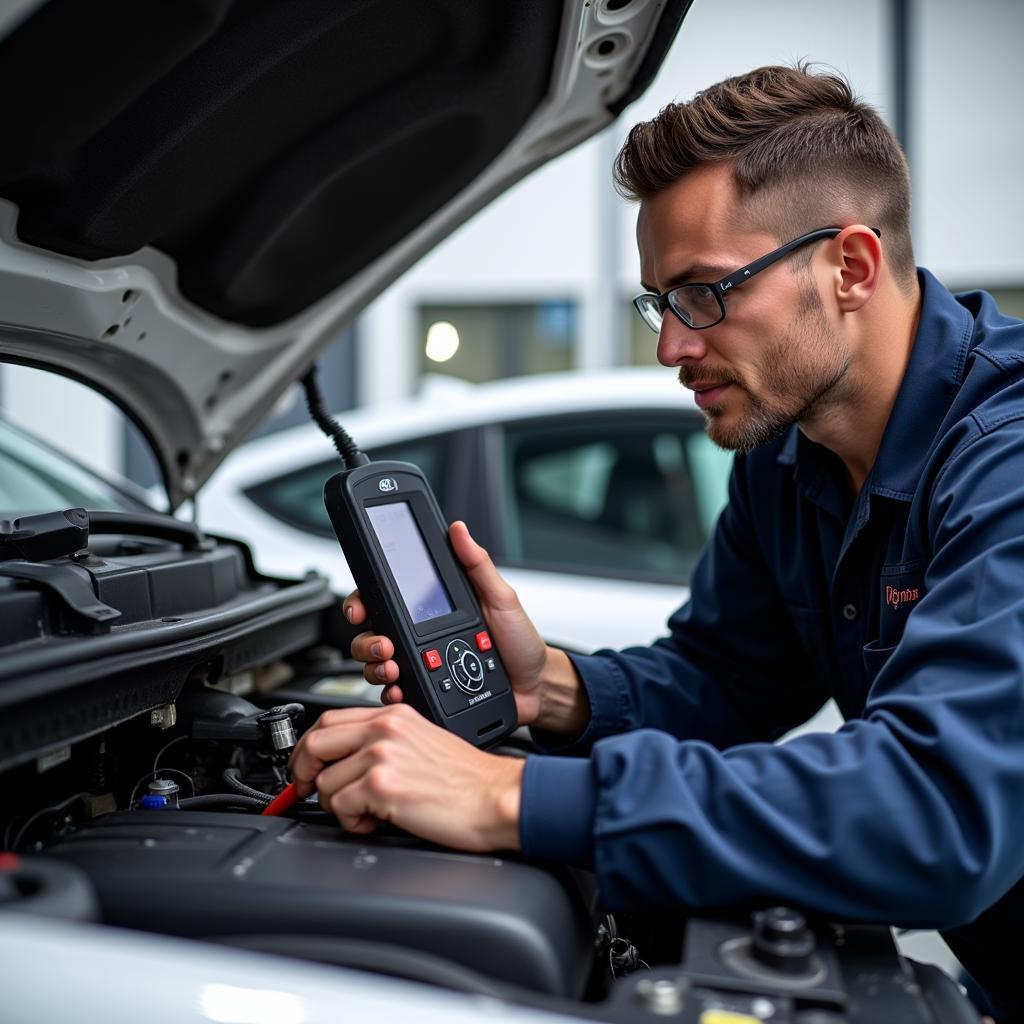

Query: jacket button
[842,603,858,621]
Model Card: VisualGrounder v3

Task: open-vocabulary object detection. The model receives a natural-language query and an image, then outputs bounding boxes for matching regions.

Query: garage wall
[915,0,1024,286]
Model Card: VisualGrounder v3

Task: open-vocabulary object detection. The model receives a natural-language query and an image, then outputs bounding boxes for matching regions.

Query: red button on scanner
[422,648,443,671]
[475,631,492,652]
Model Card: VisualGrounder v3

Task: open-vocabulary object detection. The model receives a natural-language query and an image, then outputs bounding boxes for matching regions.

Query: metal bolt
[635,978,683,1015]
[150,704,177,730]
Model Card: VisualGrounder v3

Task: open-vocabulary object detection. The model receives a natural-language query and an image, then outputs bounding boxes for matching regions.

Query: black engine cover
[44,810,598,998]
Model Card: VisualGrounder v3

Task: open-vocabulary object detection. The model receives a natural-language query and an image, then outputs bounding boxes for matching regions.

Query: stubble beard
[683,284,851,453]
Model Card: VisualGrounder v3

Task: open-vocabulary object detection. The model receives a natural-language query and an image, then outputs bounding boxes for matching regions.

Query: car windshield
[0,417,142,517]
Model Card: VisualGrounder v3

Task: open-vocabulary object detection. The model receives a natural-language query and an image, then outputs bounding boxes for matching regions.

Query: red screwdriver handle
[262,781,301,816]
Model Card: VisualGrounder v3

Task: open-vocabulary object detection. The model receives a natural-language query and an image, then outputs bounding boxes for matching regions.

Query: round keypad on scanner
[445,638,485,693]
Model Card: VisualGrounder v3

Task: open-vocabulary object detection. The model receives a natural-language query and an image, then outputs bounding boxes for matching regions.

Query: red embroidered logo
[886,585,920,610]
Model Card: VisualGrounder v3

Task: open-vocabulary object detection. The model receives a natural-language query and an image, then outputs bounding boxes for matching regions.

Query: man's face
[637,165,851,452]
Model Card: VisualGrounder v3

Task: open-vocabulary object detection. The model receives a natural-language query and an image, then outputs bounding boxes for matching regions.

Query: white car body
[0,915,586,1024]
[199,367,718,653]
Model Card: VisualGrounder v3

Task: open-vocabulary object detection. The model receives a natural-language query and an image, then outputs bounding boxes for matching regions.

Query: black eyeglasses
[633,226,882,333]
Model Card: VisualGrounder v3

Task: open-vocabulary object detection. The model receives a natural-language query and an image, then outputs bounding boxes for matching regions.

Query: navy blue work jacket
[520,270,1024,1018]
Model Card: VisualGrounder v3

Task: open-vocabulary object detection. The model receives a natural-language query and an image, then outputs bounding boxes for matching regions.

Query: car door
[480,410,733,651]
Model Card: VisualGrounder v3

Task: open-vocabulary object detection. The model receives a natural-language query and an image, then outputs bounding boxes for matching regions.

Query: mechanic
[290,64,1024,1021]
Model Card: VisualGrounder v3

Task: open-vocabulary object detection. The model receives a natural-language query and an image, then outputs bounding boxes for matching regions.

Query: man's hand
[288,703,524,851]
[344,520,590,735]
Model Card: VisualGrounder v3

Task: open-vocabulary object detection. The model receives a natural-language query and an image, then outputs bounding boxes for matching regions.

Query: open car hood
[0,0,691,510]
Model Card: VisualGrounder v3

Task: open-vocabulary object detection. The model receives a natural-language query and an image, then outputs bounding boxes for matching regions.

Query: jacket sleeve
[532,451,828,756]
[522,424,1024,929]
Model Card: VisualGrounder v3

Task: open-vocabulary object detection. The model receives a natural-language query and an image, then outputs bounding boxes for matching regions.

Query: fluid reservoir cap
[147,778,179,797]
[140,795,168,809]
[259,711,298,751]
[751,907,816,973]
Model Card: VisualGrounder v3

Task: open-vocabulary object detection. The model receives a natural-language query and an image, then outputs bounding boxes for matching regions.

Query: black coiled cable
[301,365,368,469]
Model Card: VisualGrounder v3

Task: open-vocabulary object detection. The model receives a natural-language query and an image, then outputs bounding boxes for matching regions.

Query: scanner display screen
[366,501,454,624]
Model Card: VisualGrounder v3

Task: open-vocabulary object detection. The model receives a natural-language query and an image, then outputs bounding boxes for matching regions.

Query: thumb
[449,521,518,611]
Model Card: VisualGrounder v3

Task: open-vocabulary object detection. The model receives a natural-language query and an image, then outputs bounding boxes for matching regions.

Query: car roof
[209,367,703,487]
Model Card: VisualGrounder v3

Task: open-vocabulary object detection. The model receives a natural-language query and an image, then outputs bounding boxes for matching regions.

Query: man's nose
[656,315,709,367]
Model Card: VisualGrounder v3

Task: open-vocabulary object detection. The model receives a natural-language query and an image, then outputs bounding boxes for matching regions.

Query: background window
[501,416,732,583]
[418,302,576,382]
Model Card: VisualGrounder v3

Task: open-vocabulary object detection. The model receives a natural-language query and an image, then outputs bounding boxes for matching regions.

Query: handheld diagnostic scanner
[323,463,516,745]
[302,368,517,747]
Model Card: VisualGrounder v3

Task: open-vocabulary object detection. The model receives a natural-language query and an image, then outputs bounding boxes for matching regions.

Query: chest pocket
[878,561,925,647]
[863,561,926,686]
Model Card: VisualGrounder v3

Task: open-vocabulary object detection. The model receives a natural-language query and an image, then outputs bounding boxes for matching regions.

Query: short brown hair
[614,63,915,288]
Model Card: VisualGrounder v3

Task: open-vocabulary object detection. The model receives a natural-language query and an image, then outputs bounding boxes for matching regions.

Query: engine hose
[221,768,273,804]
[178,794,267,811]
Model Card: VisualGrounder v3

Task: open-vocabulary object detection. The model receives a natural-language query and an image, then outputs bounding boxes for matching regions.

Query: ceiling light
[425,321,460,363]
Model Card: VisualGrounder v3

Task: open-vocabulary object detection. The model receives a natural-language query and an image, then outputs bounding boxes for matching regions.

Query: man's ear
[832,225,882,312]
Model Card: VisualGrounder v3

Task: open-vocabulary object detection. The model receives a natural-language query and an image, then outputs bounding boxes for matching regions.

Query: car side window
[500,416,731,582]
[0,418,138,516]
[244,436,449,537]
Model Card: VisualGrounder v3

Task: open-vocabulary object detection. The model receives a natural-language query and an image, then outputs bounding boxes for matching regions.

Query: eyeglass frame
[632,225,882,333]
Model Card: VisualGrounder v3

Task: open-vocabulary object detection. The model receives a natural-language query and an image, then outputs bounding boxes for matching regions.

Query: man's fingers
[292,778,317,799]
[349,630,400,688]
[315,745,374,802]
[449,521,519,611]
[449,520,490,572]
[339,812,379,834]
[341,591,367,625]
[363,660,399,686]
[350,631,394,663]
[289,712,382,786]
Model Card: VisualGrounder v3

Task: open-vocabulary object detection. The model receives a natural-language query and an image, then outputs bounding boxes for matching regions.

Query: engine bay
[0,510,978,1022]
[3,681,596,1002]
